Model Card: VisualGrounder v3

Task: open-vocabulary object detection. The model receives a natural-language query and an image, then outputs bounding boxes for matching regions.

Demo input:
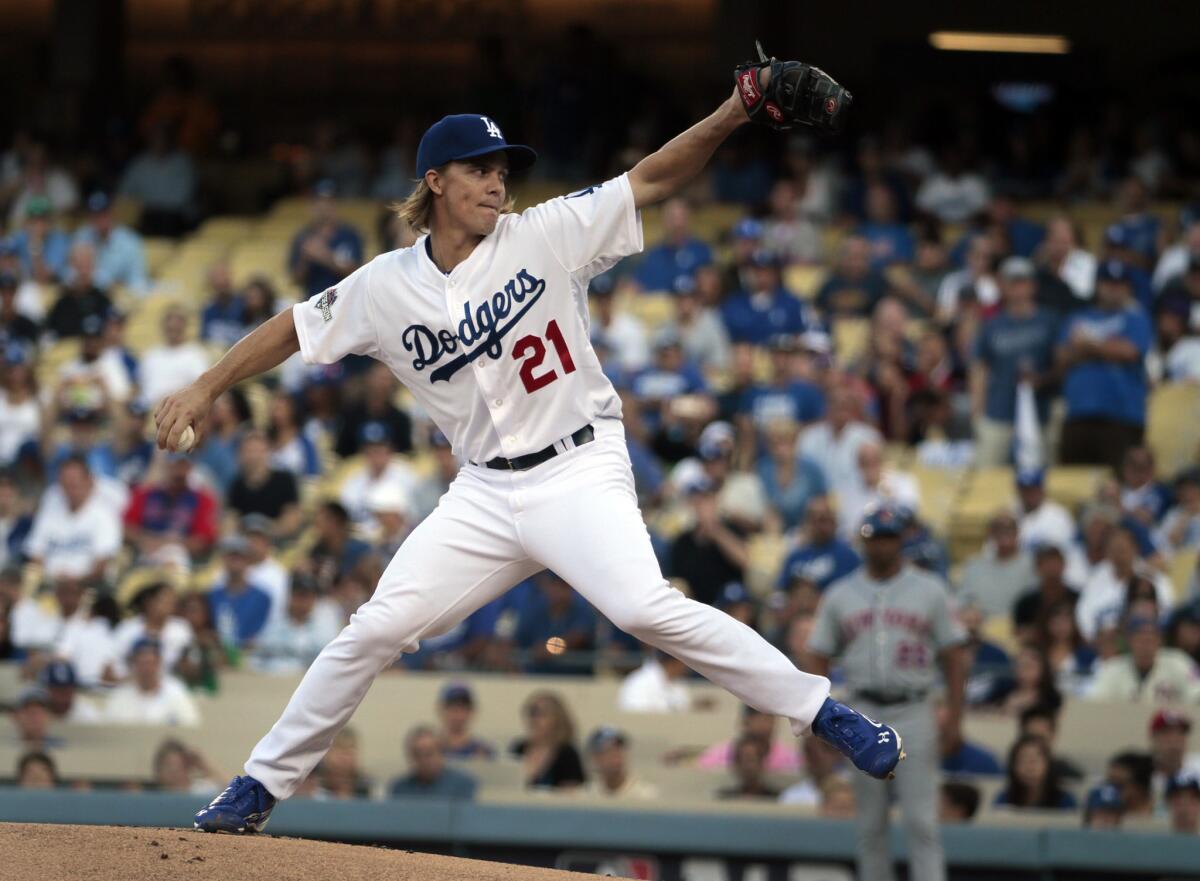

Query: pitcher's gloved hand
[733,40,853,133]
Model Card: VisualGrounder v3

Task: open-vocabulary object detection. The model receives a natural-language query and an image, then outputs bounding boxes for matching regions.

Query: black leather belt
[854,689,929,707]
[482,425,595,471]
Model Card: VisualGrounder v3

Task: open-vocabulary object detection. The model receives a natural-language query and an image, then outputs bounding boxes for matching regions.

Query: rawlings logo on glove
[734,40,853,134]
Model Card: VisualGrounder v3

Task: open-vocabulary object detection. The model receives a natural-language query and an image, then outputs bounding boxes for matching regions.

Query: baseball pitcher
[156,45,903,833]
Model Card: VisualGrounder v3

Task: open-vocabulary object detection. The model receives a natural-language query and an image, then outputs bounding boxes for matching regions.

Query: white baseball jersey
[291,174,643,463]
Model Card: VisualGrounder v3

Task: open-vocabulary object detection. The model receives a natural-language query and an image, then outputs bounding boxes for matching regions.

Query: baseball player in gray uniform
[807,504,967,881]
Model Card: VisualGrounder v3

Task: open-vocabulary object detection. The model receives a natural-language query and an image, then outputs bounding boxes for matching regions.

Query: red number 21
[513,319,576,394]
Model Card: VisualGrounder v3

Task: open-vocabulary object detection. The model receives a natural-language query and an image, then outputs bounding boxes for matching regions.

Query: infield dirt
[1,823,611,881]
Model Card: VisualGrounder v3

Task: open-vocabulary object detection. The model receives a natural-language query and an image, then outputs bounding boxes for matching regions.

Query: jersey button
[494,399,503,406]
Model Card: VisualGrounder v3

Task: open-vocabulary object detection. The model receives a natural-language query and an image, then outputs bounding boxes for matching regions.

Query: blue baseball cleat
[810,697,905,780]
[194,775,277,833]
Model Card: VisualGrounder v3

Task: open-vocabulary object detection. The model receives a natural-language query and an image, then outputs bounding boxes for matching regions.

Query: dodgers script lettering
[401,267,547,383]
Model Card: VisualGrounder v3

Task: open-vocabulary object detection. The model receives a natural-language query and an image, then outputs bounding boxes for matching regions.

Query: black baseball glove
[733,40,852,133]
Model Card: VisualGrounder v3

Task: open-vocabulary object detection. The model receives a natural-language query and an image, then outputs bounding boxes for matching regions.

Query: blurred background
[3,2,1200,879]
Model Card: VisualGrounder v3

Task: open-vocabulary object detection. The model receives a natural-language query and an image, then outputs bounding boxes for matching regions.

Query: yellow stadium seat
[1045,466,1106,513]
[782,265,826,299]
[832,317,869,363]
[194,217,256,245]
[910,465,966,537]
[745,533,787,596]
[1147,383,1200,477]
[141,238,177,277]
[1168,549,1198,602]
[620,292,676,331]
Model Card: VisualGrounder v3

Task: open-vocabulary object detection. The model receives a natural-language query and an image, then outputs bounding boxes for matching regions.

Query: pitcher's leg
[245,473,535,798]
[517,440,829,732]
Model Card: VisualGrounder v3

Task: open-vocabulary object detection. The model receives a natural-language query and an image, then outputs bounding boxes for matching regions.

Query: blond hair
[394,167,516,234]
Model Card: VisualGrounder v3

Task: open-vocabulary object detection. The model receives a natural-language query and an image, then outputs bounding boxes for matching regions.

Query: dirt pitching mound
[1,823,608,881]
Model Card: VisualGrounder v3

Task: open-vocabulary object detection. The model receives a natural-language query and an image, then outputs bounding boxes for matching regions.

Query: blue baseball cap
[1097,259,1132,284]
[1015,466,1045,488]
[718,581,752,609]
[415,115,536,179]
[439,682,474,706]
[860,503,907,539]
[86,191,112,214]
[1086,783,1123,813]
[359,420,393,447]
[587,725,628,752]
[732,218,763,240]
[42,659,78,688]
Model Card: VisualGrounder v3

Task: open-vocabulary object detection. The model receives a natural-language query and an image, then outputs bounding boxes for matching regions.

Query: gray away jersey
[808,563,966,694]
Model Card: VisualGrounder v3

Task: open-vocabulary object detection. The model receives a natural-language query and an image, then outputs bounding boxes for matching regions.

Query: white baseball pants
[245,419,831,798]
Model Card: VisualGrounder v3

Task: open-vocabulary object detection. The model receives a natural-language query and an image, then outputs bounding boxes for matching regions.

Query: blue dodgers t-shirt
[777,539,861,590]
[1060,306,1152,425]
[858,222,915,268]
[209,583,273,645]
[720,288,817,345]
[289,223,364,299]
[633,238,713,292]
[972,309,1059,423]
[738,381,826,427]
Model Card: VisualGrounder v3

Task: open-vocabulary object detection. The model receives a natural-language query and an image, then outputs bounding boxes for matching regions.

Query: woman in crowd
[510,690,586,790]
[266,390,321,477]
[994,734,1077,810]
[0,352,41,470]
[992,644,1062,716]
[756,419,826,531]
[1036,597,1098,698]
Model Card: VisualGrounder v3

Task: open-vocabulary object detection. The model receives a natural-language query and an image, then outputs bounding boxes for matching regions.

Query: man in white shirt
[796,386,881,503]
[338,422,419,524]
[1076,525,1174,642]
[139,306,211,407]
[104,638,200,727]
[618,650,693,712]
[1014,467,1076,552]
[836,440,920,540]
[242,513,290,620]
[41,659,103,724]
[56,313,132,404]
[588,274,649,372]
[24,456,122,581]
[1088,616,1200,704]
[584,726,659,799]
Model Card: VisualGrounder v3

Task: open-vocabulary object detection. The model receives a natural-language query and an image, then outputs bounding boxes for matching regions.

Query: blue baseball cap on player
[859,503,907,539]
[415,115,537,179]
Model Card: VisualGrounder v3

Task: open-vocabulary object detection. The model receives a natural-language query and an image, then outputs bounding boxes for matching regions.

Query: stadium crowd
[3,65,1200,836]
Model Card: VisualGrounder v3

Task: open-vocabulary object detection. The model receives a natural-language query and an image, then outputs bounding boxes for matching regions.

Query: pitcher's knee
[345,605,419,656]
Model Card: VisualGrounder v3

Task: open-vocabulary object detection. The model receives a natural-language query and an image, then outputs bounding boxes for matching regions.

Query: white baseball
[176,425,196,453]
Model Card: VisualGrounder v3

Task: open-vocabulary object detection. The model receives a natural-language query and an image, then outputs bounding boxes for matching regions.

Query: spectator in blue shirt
[737,334,825,431]
[389,725,478,800]
[1057,260,1152,470]
[632,197,712,292]
[288,179,364,300]
[208,535,273,647]
[434,683,495,760]
[858,183,915,269]
[939,702,1003,776]
[199,261,246,348]
[756,420,827,531]
[71,192,149,294]
[1111,176,1161,267]
[9,195,70,282]
[815,235,891,319]
[1117,446,1173,526]
[720,251,817,345]
[777,497,860,591]
[514,570,595,676]
[970,257,1060,466]
[1100,224,1155,313]
[629,329,707,433]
